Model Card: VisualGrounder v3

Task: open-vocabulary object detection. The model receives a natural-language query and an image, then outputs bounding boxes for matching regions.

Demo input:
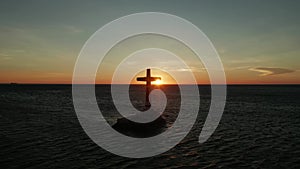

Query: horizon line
[1,83,299,85]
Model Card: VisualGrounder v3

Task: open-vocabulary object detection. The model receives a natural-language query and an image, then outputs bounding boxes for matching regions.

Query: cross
[137,69,161,107]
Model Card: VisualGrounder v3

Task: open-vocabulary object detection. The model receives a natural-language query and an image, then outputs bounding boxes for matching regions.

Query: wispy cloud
[176,67,206,72]
[249,67,295,76]
[228,58,262,64]
[0,53,10,57]
[63,25,83,33]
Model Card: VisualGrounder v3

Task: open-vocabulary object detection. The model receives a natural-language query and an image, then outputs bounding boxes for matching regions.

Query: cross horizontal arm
[136,77,147,81]
[136,77,161,81]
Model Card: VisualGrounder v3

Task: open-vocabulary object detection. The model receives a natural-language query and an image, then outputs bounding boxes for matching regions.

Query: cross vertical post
[145,69,151,107]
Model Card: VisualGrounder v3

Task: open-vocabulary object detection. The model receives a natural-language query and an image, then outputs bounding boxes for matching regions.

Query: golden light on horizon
[154,79,162,85]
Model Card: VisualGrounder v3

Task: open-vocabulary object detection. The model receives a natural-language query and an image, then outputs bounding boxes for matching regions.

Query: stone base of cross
[137,69,161,107]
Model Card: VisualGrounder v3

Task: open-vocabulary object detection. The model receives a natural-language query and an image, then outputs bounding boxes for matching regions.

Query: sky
[0,0,299,84]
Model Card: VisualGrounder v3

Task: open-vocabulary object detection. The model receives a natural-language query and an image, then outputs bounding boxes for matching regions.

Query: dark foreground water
[0,85,299,169]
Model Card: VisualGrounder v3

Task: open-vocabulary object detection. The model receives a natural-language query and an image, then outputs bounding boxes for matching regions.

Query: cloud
[63,25,83,33]
[229,58,262,64]
[249,67,295,76]
[0,53,10,57]
[176,67,206,72]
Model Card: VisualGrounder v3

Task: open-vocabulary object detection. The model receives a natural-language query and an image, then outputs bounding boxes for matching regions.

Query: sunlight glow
[154,79,162,85]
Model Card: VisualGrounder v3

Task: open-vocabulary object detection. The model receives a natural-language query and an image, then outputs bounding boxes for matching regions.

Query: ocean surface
[0,84,299,169]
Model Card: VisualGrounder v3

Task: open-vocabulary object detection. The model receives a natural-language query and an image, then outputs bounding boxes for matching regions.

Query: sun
[154,79,162,85]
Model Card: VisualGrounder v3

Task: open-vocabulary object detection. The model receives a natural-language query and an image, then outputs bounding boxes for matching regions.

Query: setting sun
[154,79,162,85]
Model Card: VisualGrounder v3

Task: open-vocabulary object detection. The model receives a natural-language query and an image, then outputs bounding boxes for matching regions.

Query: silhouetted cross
[137,69,161,107]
